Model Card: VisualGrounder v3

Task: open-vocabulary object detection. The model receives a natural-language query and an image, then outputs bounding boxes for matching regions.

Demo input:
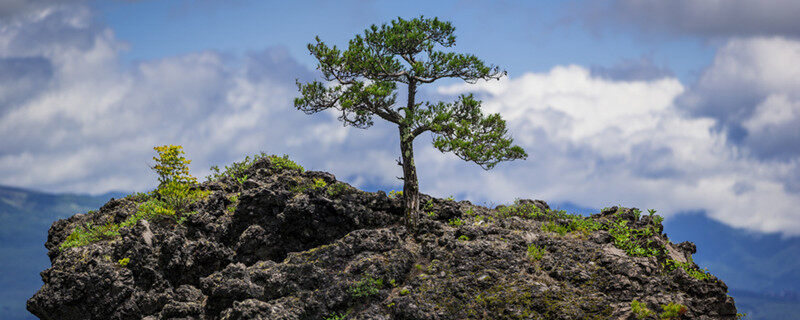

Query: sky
[1,0,799,236]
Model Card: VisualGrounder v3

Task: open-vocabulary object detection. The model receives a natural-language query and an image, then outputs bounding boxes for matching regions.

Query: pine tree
[295,16,527,228]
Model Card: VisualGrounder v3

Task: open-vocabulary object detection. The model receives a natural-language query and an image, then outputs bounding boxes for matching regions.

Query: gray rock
[27,157,739,319]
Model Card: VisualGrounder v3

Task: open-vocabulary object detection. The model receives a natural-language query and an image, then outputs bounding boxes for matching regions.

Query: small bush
[61,145,205,250]
[631,299,654,319]
[269,154,304,172]
[151,145,196,185]
[117,257,130,267]
[448,218,464,227]
[608,219,662,257]
[59,222,120,250]
[388,190,403,199]
[350,276,383,298]
[311,178,327,189]
[659,302,687,319]
[663,259,713,281]
[327,182,350,197]
[527,244,544,261]
[323,313,346,320]
[458,235,470,241]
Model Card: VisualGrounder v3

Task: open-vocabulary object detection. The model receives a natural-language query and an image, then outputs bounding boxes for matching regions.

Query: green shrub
[388,190,403,199]
[541,221,569,236]
[527,244,544,261]
[59,222,120,250]
[448,218,464,227]
[117,257,130,267]
[151,145,196,185]
[663,259,713,281]
[61,145,205,250]
[207,153,267,183]
[327,182,350,197]
[269,154,304,172]
[659,302,687,319]
[350,276,383,298]
[458,235,470,241]
[323,313,346,320]
[608,219,662,257]
[311,178,327,189]
[631,299,654,319]
[495,200,546,219]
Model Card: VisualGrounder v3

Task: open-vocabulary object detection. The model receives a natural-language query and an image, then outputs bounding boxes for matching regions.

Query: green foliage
[117,257,130,267]
[295,16,526,221]
[541,216,602,236]
[631,299,655,319]
[526,244,544,261]
[399,288,410,295]
[663,259,713,281]
[312,178,327,189]
[632,208,642,220]
[350,276,383,298]
[387,190,403,199]
[448,218,464,227]
[206,152,266,182]
[659,302,687,319]
[495,201,547,219]
[61,145,205,250]
[323,313,346,320]
[268,154,304,172]
[458,235,470,241]
[608,219,662,257]
[156,180,208,213]
[151,145,196,186]
[207,152,304,184]
[290,178,328,194]
[226,194,239,214]
[541,221,569,236]
[59,222,120,250]
[327,182,350,197]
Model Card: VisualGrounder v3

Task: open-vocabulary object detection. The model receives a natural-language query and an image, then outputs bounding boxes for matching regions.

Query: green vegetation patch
[663,259,714,281]
[631,299,655,319]
[350,276,384,298]
[526,244,545,261]
[60,145,207,251]
[608,219,662,257]
[659,302,688,319]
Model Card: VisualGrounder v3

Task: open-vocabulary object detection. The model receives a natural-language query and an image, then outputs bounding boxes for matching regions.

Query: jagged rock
[28,158,738,319]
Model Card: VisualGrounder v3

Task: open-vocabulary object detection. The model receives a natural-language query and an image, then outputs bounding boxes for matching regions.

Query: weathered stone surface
[28,158,738,319]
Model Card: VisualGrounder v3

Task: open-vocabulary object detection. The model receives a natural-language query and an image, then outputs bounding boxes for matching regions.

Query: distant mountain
[663,212,800,320]
[0,185,124,320]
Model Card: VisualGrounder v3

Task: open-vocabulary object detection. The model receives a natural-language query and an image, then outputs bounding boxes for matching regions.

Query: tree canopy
[295,16,527,227]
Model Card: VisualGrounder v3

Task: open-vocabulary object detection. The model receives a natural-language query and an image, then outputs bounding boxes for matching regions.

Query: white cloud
[434,65,800,236]
[679,37,800,161]
[0,4,385,194]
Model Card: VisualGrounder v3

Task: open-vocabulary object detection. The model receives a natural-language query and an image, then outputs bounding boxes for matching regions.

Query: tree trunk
[400,126,420,229]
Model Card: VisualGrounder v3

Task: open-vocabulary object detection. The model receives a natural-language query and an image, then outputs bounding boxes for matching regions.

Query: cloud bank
[582,0,800,38]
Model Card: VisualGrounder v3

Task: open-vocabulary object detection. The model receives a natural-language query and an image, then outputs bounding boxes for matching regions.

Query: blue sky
[1,0,799,236]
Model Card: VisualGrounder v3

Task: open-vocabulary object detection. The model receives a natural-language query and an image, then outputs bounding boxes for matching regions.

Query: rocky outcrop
[28,157,738,319]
